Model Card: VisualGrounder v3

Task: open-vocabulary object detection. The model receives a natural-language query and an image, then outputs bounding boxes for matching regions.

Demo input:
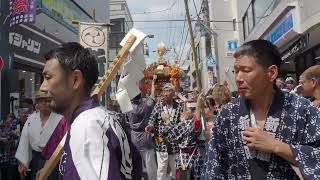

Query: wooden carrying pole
[38,35,137,180]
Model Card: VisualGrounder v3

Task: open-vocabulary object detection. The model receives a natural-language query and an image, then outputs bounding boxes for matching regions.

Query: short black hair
[44,42,98,93]
[234,39,282,69]
[7,113,15,119]
[20,98,33,105]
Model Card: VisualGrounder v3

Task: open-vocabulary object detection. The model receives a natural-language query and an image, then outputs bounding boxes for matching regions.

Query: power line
[136,26,236,31]
[178,0,202,61]
[171,0,179,47]
[134,25,185,29]
[179,27,189,61]
[192,0,201,19]
[167,0,177,49]
[131,0,177,15]
[125,19,241,23]
[178,15,187,59]
[167,0,173,47]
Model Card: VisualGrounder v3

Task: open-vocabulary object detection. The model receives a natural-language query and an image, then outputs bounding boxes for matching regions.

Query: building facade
[0,0,109,118]
[109,0,133,57]
[209,0,320,90]
[208,0,239,92]
[240,0,320,79]
[108,0,133,100]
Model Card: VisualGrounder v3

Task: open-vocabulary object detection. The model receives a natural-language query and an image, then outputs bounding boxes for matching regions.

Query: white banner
[79,22,109,76]
[79,22,108,51]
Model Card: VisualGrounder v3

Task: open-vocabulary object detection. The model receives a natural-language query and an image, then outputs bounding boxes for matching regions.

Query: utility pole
[202,0,210,31]
[202,0,216,87]
[184,0,202,91]
[202,0,211,52]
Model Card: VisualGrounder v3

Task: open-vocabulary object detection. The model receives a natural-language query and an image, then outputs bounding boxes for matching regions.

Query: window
[242,0,279,39]
[109,32,125,48]
[110,19,124,33]
[254,0,274,24]
[242,2,254,39]
[121,3,126,10]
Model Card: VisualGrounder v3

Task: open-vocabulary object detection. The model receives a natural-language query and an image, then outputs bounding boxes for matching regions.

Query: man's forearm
[273,140,296,165]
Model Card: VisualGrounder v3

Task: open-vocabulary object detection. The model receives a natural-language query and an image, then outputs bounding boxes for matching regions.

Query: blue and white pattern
[149,101,183,154]
[163,119,205,180]
[204,89,320,180]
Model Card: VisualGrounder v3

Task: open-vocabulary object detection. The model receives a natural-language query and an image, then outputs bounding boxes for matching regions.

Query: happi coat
[59,95,142,180]
[205,88,320,180]
[162,118,205,179]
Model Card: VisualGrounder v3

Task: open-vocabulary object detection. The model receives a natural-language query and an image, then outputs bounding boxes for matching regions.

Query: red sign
[0,56,4,71]
[226,51,234,57]
[10,0,36,27]
[12,0,29,15]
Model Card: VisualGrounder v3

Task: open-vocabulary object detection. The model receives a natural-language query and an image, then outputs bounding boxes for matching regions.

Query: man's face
[37,98,51,113]
[40,58,73,114]
[18,111,28,122]
[234,55,275,100]
[191,90,199,100]
[275,79,284,89]
[163,89,175,101]
[286,81,295,90]
[5,116,13,123]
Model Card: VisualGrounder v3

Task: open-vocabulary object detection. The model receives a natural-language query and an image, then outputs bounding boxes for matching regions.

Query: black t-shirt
[249,158,270,180]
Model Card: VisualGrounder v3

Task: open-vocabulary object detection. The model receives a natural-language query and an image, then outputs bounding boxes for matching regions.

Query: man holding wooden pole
[37,42,142,180]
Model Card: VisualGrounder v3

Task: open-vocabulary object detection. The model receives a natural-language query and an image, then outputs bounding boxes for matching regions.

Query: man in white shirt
[38,42,142,180]
[15,91,62,180]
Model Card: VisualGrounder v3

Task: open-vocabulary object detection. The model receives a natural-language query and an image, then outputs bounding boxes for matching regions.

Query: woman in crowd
[211,84,232,110]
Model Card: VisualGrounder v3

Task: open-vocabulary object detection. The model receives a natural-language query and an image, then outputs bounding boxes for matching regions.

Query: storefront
[260,8,307,80]
[280,23,320,79]
[1,0,96,118]
[4,24,62,116]
[279,34,309,79]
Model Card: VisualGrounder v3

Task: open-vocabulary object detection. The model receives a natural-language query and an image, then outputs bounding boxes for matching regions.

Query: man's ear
[267,65,279,82]
[311,78,318,88]
[71,70,84,90]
